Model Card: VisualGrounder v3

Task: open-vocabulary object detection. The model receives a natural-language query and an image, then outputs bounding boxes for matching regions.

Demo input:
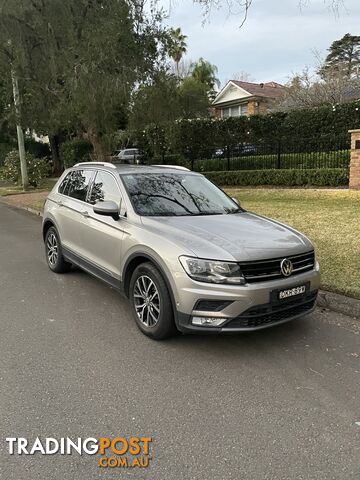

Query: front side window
[67,170,93,202]
[121,173,240,217]
[90,171,122,208]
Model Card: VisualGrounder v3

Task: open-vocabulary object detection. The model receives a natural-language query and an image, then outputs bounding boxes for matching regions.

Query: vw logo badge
[280,258,293,277]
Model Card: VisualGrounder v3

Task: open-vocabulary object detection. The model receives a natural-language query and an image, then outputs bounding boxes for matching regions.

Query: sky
[160,0,360,86]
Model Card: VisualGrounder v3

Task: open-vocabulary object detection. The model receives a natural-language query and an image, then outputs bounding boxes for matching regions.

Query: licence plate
[278,285,306,300]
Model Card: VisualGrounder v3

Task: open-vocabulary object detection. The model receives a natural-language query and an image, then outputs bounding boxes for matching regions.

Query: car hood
[141,212,313,262]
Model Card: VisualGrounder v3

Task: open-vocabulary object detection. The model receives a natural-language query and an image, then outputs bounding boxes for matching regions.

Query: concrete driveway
[0,203,359,480]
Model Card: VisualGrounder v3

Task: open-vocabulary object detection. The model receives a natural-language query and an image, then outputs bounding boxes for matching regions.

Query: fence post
[276,138,281,169]
[226,146,230,171]
[349,130,360,190]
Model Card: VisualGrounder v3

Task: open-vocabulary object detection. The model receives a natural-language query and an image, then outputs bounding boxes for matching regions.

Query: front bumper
[174,267,320,334]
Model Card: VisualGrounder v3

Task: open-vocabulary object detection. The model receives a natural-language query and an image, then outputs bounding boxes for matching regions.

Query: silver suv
[43,163,320,340]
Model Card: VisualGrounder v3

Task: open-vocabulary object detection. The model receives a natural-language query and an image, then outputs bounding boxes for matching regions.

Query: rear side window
[58,173,72,194]
[67,170,93,202]
[90,171,122,208]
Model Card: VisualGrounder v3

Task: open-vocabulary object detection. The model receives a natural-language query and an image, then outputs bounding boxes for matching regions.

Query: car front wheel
[129,262,177,340]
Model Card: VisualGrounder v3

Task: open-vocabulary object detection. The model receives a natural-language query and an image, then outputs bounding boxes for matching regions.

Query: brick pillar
[349,129,360,190]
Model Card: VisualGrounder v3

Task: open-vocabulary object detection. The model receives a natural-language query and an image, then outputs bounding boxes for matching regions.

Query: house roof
[230,80,285,98]
[212,80,285,105]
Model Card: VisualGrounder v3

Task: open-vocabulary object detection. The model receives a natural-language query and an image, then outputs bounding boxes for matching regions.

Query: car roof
[71,163,199,176]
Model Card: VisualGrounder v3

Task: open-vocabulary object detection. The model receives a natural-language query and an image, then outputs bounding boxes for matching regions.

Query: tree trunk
[11,67,29,189]
[49,134,63,175]
[88,130,108,161]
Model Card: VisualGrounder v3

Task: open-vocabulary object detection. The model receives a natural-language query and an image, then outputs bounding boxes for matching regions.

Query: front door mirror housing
[93,201,120,220]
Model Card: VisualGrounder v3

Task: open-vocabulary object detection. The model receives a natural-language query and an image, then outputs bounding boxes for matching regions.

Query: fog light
[191,316,227,327]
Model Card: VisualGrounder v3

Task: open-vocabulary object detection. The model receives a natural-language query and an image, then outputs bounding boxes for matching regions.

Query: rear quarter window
[58,172,72,195]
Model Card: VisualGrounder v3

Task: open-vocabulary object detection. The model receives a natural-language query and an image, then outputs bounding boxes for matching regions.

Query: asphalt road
[0,202,359,480]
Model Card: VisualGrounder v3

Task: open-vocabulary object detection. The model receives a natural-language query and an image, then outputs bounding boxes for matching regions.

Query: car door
[77,170,125,280]
[55,169,94,254]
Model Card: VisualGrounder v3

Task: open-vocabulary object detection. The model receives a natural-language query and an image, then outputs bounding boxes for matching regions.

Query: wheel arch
[122,252,177,322]
[42,218,56,240]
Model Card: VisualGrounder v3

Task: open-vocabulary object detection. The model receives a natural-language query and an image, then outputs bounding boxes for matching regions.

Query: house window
[222,107,230,118]
[239,104,248,116]
[221,105,248,118]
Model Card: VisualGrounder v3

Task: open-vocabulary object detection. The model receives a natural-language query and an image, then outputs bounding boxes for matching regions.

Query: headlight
[179,256,245,284]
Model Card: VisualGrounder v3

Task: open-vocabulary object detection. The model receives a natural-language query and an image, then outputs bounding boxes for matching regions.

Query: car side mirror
[232,197,241,207]
[93,200,120,220]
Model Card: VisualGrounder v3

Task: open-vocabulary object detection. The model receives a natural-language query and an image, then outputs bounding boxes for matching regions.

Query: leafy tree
[130,69,211,129]
[320,33,360,78]
[179,77,210,118]
[168,27,187,76]
[0,0,169,163]
[130,73,181,130]
[190,58,220,99]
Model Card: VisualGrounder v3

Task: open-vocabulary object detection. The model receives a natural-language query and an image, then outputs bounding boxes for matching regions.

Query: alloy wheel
[133,275,161,327]
[47,233,58,267]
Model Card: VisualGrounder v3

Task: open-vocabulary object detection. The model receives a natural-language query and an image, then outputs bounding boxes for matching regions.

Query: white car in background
[112,148,144,164]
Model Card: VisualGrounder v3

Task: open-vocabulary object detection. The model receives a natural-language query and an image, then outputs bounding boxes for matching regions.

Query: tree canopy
[320,33,360,79]
[0,0,170,160]
[168,27,187,77]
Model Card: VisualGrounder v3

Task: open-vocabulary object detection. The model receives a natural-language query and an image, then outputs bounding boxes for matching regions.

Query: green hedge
[196,150,350,172]
[204,168,349,187]
[130,102,360,159]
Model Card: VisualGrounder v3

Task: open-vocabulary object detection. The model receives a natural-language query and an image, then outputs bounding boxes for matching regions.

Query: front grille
[223,290,318,329]
[240,251,315,283]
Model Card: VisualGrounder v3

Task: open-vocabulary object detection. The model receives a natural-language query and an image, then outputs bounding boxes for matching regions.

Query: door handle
[82,211,90,218]
[58,201,63,207]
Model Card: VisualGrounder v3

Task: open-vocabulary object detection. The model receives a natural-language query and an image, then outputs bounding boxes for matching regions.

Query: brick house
[212,80,285,118]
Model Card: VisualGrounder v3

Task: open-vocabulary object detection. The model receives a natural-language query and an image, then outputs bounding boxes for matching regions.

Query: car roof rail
[73,162,117,169]
[152,165,190,171]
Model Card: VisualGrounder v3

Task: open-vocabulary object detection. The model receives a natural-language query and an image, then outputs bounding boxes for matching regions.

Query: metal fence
[149,134,350,172]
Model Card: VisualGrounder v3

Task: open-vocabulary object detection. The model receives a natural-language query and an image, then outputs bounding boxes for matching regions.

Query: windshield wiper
[192,211,223,216]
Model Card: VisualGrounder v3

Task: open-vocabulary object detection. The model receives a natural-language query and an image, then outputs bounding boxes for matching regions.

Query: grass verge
[0,178,57,196]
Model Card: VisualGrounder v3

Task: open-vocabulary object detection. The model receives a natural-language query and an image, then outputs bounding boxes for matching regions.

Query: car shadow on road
[167,316,315,354]
[68,267,318,359]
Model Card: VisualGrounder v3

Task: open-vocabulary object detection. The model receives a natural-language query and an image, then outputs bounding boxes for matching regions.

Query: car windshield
[121,173,241,216]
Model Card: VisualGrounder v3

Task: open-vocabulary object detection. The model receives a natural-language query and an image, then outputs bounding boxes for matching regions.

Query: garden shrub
[0,142,15,166]
[1,150,50,187]
[204,168,349,187]
[60,138,93,168]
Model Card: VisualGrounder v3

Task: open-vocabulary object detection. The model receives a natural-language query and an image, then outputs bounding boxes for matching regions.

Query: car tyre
[129,262,177,340]
[45,226,71,273]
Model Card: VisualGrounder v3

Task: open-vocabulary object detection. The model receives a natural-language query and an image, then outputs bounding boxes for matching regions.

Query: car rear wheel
[129,262,177,340]
[45,226,71,273]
